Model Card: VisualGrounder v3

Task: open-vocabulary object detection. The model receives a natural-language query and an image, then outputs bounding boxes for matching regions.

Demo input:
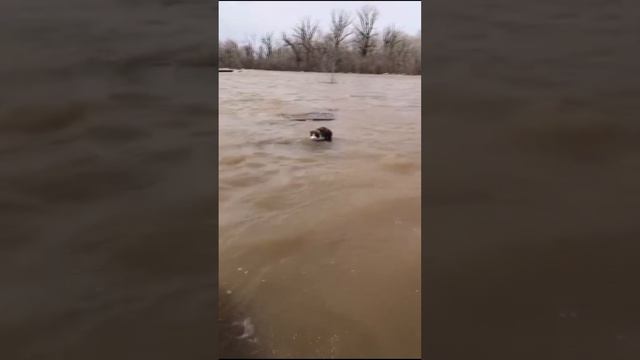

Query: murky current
[1,1,217,358]
[219,70,421,358]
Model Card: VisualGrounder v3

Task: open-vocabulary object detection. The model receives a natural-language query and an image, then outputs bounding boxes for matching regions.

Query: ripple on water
[220,155,248,166]
[221,173,266,188]
[378,155,420,175]
[248,185,311,211]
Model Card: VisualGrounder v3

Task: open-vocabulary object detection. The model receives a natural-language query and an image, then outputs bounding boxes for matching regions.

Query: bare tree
[327,9,352,79]
[220,6,420,75]
[237,35,258,68]
[382,25,403,72]
[257,45,265,68]
[413,32,422,74]
[219,39,242,68]
[330,10,352,50]
[353,5,379,57]
[292,17,319,70]
[261,32,274,58]
[383,25,401,54]
[241,44,255,68]
[282,32,302,69]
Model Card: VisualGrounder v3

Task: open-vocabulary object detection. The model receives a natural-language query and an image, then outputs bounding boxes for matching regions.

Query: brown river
[218,70,421,358]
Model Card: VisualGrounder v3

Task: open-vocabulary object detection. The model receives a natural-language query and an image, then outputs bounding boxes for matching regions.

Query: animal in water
[309,127,333,142]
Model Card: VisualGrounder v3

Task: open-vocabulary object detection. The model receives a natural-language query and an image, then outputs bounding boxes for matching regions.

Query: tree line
[219,5,421,75]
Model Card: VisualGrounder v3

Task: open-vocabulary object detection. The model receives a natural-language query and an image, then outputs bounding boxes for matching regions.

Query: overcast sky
[219,1,421,43]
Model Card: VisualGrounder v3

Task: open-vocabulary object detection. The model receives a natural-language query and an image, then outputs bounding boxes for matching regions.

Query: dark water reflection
[425,1,640,358]
[1,0,217,359]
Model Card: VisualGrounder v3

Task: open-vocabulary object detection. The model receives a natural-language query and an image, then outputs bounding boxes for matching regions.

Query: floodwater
[425,1,640,358]
[1,0,217,359]
[219,70,421,358]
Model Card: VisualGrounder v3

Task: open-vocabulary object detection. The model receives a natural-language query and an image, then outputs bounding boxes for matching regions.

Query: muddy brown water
[425,1,640,358]
[219,70,421,358]
[1,1,217,359]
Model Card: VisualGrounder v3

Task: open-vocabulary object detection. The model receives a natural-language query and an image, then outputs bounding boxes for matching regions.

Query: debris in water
[281,112,335,121]
[226,290,232,295]
[237,267,243,271]
[244,270,249,274]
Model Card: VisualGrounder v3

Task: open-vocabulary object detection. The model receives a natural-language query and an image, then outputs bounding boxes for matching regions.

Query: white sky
[219,1,421,43]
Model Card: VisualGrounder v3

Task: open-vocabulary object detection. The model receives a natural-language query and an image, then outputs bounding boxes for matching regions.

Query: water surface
[219,70,421,358]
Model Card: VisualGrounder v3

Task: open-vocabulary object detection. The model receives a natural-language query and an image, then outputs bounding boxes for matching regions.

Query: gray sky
[219,1,421,43]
